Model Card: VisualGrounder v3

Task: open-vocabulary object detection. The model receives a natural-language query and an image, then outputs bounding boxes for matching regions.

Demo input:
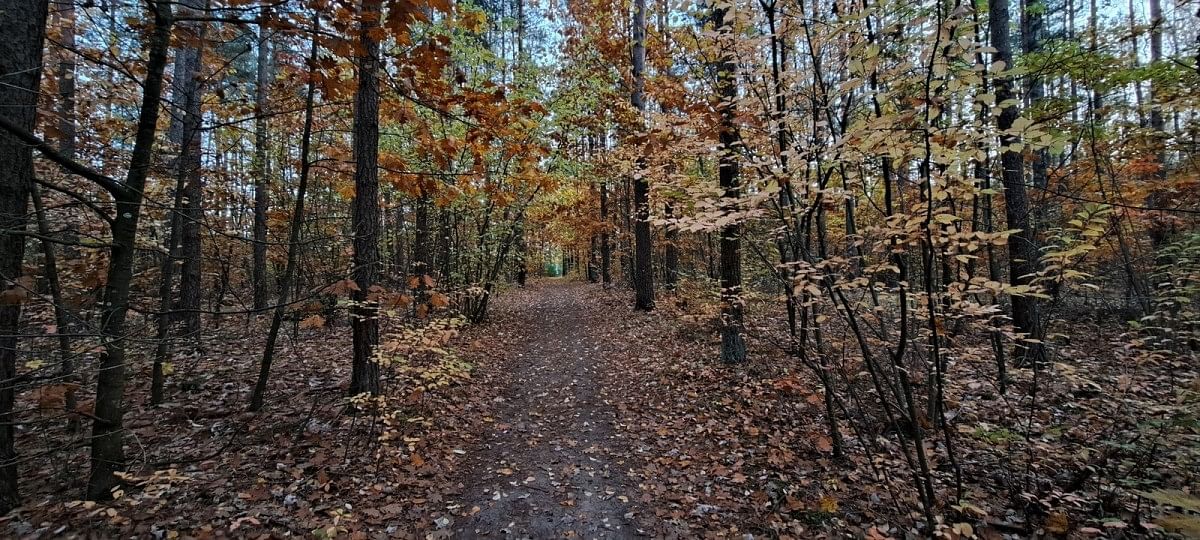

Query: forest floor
[4,279,1199,538]
[448,281,641,538]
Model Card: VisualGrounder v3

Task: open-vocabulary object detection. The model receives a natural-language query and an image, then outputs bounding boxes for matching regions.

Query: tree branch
[0,116,127,197]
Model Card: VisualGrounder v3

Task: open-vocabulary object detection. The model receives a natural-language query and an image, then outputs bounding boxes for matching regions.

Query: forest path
[450,280,643,539]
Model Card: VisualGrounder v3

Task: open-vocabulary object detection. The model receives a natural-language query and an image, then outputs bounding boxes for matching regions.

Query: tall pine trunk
[252,7,273,311]
[251,15,319,411]
[173,0,207,339]
[664,202,678,289]
[631,0,655,309]
[990,0,1043,364]
[349,0,382,396]
[0,0,49,512]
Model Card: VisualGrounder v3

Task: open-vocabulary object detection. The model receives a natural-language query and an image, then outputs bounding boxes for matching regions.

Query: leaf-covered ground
[4,280,1198,538]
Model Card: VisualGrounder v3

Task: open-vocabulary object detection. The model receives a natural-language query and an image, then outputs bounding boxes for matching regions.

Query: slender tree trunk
[1021,0,1048,199]
[664,202,678,289]
[88,1,174,500]
[151,121,191,405]
[515,222,527,286]
[972,3,1008,392]
[252,7,273,311]
[1127,0,1146,126]
[150,196,181,406]
[631,0,655,310]
[713,0,746,363]
[251,15,319,411]
[51,0,79,385]
[0,0,49,511]
[1146,0,1171,249]
[763,2,799,337]
[393,204,406,275]
[414,193,431,278]
[174,0,207,339]
[29,186,73,384]
[54,0,76,158]
[588,235,599,282]
[349,0,382,396]
[990,0,1044,364]
[1148,0,1164,141]
[438,209,452,283]
[597,134,612,286]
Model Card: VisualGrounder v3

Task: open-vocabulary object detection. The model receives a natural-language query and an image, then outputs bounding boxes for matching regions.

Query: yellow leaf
[459,10,486,33]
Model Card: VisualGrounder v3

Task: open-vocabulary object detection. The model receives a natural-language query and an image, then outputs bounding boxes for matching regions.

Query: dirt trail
[450,281,643,539]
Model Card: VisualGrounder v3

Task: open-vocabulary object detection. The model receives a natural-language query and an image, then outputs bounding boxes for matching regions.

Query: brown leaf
[299,314,326,329]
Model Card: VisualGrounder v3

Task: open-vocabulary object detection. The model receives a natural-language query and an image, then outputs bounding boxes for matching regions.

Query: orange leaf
[299,314,326,329]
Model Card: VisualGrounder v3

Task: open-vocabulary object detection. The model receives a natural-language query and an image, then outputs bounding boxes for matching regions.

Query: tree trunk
[252,7,273,311]
[664,203,678,289]
[54,0,76,158]
[990,0,1043,364]
[88,1,174,500]
[1146,0,1171,249]
[588,235,599,282]
[438,208,452,283]
[631,0,655,310]
[349,0,382,397]
[515,222,527,286]
[972,3,1008,392]
[0,0,49,512]
[251,15,319,412]
[173,0,207,339]
[29,186,74,388]
[151,114,192,405]
[763,2,799,338]
[1148,0,1164,141]
[598,133,612,286]
[1021,0,1049,238]
[713,0,746,364]
[414,193,431,278]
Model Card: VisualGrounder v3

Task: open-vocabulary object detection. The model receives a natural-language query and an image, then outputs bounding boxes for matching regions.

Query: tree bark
[349,0,382,396]
[0,0,49,512]
[54,0,76,158]
[631,0,655,310]
[413,193,431,278]
[664,202,678,289]
[1148,0,1164,141]
[1021,0,1048,198]
[596,135,612,286]
[29,186,73,387]
[88,0,174,500]
[252,6,273,311]
[173,0,207,339]
[990,0,1043,364]
[251,14,319,412]
[713,0,746,363]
